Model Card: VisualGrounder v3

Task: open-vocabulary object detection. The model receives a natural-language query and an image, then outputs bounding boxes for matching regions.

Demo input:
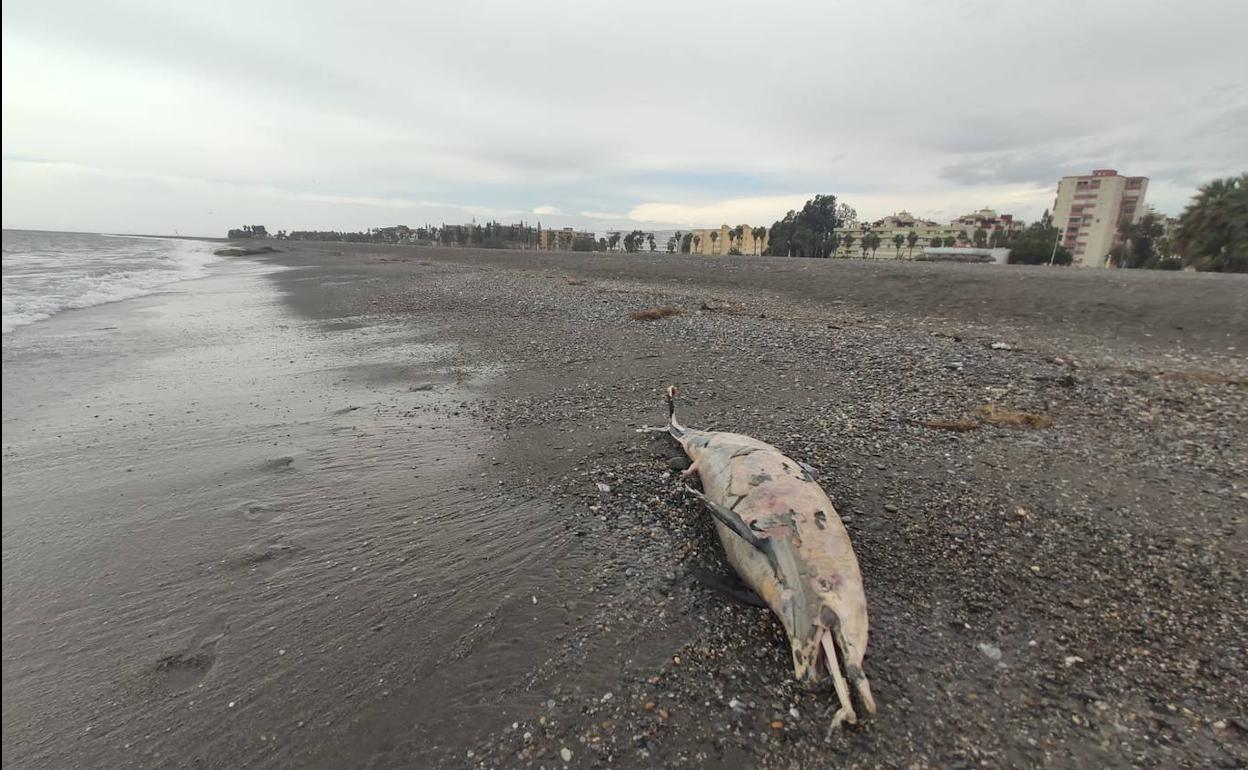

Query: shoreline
[4,241,1246,768]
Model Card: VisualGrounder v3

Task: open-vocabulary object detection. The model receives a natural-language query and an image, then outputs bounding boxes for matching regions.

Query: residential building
[1142,205,1181,243]
[688,224,769,255]
[833,209,1020,259]
[949,208,1019,243]
[537,226,596,251]
[1051,169,1148,267]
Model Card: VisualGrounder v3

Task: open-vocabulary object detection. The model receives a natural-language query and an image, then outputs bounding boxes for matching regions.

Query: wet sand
[4,243,1246,768]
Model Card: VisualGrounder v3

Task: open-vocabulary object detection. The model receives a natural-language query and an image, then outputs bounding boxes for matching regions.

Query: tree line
[1111,174,1246,272]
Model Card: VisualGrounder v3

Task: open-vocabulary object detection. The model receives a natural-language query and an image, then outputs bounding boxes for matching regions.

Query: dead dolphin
[664,386,876,728]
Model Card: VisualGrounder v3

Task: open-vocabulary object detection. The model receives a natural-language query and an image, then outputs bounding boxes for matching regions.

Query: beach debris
[659,386,876,729]
[214,246,280,257]
[922,418,980,432]
[560,747,573,762]
[629,306,684,321]
[975,404,1052,429]
[921,403,1052,431]
[595,482,612,494]
[990,341,1013,350]
[977,642,1003,661]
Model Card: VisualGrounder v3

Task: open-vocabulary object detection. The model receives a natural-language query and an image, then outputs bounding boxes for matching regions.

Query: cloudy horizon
[3,0,1246,237]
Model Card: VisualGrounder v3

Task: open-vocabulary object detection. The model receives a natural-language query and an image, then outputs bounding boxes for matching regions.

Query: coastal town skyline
[4,0,1246,237]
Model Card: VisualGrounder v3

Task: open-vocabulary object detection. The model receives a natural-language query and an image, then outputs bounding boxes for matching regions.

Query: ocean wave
[2,232,221,333]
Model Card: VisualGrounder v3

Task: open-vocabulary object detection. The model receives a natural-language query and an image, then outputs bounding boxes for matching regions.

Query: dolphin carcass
[665,387,876,728]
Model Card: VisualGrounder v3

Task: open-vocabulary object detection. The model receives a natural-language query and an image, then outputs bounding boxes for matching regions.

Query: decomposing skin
[663,386,877,728]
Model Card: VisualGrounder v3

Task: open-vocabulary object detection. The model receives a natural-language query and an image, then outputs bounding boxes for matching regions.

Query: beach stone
[667,456,691,471]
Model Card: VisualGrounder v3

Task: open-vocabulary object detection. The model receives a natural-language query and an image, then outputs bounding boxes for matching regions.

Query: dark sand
[3,243,1246,769]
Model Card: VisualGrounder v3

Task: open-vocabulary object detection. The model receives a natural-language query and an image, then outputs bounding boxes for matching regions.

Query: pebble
[978,642,1003,661]
[560,747,573,762]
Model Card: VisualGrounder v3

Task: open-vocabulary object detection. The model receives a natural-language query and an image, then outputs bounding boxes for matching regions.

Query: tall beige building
[1052,169,1148,267]
[688,224,769,255]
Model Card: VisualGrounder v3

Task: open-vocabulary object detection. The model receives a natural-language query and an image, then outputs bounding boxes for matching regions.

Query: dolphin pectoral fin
[688,566,767,608]
[683,485,768,551]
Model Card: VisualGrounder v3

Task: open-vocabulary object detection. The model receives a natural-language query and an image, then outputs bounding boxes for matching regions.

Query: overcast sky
[3,0,1246,236]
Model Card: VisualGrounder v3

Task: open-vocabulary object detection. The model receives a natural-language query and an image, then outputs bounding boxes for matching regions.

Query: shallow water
[2,258,589,767]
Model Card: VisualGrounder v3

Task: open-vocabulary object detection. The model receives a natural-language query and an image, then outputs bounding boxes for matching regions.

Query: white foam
[2,234,221,333]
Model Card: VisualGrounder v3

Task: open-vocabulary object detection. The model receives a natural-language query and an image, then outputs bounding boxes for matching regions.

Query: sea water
[1,230,219,333]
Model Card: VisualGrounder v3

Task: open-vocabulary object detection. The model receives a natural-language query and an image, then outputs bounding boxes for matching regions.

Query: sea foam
[2,231,221,333]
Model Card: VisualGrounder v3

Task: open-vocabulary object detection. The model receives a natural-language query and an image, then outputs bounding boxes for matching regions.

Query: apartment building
[688,224,769,255]
[1051,169,1148,266]
[833,209,1019,258]
[536,227,596,251]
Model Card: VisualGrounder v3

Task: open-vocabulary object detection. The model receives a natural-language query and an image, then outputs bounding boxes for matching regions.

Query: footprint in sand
[226,542,301,577]
[237,500,286,522]
[260,455,297,472]
[151,614,228,693]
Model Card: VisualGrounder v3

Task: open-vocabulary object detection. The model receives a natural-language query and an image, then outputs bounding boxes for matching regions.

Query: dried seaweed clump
[630,306,684,321]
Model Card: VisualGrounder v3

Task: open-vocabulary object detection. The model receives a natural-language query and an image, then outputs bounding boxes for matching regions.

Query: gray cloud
[3,0,1247,234]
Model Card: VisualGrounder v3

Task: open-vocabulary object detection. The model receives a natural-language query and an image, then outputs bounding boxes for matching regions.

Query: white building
[1051,169,1148,267]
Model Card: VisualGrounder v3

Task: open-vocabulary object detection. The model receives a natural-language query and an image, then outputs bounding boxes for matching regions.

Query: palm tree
[692,235,702,254]
[1175,173,1248,271]
[673,231,683,252]
[709,231,719,254]
[842,233,856,257]
[906,231,919,258]
[973,228,988,248]
[648,233,657,252]
[892,233,905,259]
[752,226,767,255]
[608,232,620,251]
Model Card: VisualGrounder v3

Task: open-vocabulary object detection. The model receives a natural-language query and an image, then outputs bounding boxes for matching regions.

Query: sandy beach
[4,243,1246,769]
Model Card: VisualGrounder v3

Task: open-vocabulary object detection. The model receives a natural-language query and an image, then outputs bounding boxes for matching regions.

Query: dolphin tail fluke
[666,385,686,437]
